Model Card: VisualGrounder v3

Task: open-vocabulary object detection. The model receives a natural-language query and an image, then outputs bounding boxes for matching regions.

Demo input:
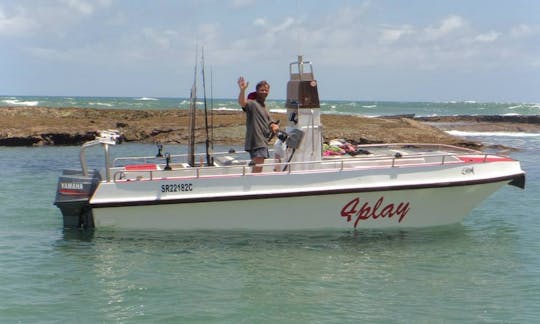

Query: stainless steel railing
[109,143,491,183]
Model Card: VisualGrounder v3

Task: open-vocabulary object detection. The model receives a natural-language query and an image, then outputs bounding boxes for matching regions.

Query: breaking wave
[2,99,39,106]
[446,130,540,137]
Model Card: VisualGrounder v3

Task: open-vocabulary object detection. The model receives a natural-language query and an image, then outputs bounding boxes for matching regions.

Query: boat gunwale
[90,172,525,208]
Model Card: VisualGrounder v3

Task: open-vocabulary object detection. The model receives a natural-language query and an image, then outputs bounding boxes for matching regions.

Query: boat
[54,56,525,230]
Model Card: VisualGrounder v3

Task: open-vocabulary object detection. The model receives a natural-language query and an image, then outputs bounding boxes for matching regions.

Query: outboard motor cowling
[54,169,101,228]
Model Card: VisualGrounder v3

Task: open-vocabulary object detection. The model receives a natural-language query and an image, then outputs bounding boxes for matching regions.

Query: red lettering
[396,202,410,223]
[355,202,372,227]
[380,204,395,219]
[340,198,359,222]
[370,197,384,219]
[339,196,411,228]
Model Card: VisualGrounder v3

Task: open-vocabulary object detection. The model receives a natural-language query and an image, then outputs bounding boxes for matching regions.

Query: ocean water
[2,95,540,117]
[1,98,540,322]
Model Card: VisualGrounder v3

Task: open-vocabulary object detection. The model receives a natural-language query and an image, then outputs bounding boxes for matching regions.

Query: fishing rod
[210,65,215,164]
[187,46,198,167]
[201,47,213,166]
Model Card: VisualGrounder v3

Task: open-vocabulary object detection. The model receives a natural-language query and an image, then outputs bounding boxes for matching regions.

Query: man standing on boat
[237,77,279,173]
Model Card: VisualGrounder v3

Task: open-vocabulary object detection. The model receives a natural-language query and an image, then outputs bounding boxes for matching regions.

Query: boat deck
[108,143,509,182]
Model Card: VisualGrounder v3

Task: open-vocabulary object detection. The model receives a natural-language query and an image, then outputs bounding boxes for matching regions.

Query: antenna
[295,0,303,57]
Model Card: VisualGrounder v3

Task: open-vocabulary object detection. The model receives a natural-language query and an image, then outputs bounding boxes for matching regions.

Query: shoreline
[1,106,539,148]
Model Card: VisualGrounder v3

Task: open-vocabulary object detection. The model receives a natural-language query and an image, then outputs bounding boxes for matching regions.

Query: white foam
[2,99,39,106]
[269,108,287,114]
[362,105,377,108]
[213,107,241,111]
[446,130,540,137]
[89,102,113,107]
[136,97,159,101]
[507,105,522,109]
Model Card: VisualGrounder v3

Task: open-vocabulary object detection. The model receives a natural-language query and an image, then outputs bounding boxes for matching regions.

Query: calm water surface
[1,137,539,323]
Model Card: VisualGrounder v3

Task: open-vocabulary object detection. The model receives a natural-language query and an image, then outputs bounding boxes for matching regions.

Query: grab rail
[110,149,493,183]
[112,143,482,167]
[113,150,248,167]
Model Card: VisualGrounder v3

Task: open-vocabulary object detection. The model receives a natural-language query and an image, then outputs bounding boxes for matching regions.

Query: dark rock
[0,136,41,146]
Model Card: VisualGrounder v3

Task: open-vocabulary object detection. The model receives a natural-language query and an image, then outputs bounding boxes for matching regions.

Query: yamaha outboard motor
[54,169,101,228]
[54,130,120,228]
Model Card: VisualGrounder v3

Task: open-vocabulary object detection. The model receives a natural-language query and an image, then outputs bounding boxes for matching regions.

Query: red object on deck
[125,164,158,171]
[458,155,514,163]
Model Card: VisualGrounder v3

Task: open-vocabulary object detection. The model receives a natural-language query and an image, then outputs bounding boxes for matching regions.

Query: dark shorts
[247,147,269,159]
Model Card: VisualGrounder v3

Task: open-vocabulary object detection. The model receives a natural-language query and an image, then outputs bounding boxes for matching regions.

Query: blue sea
[2,95,540,117]
[1,96,540,322]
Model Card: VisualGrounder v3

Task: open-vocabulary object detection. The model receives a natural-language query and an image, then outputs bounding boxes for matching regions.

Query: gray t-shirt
[243,100,272,151]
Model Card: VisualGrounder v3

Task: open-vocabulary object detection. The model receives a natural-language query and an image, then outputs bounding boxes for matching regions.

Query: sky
[1,0,539,102]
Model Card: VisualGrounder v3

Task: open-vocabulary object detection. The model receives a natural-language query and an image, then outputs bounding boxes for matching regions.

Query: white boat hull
[91,181,509,230]
[87,159,524,230]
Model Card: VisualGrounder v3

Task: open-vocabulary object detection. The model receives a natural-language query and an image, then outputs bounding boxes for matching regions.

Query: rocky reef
[1,107,539,148]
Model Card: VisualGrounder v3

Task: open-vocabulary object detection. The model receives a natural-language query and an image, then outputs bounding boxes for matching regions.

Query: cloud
[0,6,38,36]
[3,1,539,99]
[230,0,256,8]
[0,0,113,36]
[285,9,538,74]
[141,28,177,49]
[253,18,266,27]
[24,46,67,60]
[267,17,295,34]
[379,25,415,43]
[509,24,540,38]
[423,15,465,40]
[59,0,113,15]
[60,0,95,15]
[474,31,500,43]
[250,16,297,36]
